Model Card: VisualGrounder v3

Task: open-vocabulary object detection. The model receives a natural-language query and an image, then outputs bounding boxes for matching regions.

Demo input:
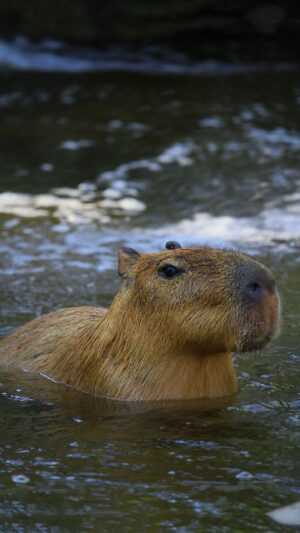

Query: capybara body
[0,244,280,401]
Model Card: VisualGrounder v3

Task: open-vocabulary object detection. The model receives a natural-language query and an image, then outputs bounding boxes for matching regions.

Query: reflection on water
[0,56,299,530]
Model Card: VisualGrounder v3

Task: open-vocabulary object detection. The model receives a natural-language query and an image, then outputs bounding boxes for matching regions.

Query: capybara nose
[236,263,276,304]
[245,280,266,303]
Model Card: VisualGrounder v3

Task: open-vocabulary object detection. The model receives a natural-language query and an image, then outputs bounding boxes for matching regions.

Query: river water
[0,42,299,531]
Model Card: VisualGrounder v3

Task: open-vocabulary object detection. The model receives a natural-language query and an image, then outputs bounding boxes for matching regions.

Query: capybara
[0,242,280,401]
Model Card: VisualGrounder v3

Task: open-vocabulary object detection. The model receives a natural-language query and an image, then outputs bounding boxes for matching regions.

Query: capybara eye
[165,241,182,250]
[158,264,184,279]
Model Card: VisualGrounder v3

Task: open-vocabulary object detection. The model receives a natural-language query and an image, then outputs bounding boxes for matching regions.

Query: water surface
[0,50,299,531]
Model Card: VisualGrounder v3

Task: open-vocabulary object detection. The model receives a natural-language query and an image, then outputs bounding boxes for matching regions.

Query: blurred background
[0,2,300,531]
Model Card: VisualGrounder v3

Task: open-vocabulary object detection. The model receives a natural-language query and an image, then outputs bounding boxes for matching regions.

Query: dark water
[0,49,300,531]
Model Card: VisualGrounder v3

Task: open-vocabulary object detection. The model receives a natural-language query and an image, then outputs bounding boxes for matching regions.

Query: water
[0,45,300,531]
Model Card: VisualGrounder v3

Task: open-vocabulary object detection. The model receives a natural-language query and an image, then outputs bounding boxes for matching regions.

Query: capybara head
[118,242,280,355]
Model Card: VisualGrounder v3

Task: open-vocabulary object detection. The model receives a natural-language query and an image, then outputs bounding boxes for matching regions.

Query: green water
[0,65,300,531]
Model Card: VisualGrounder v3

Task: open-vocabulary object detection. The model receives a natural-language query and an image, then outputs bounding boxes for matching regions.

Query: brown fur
[0,246,280,401]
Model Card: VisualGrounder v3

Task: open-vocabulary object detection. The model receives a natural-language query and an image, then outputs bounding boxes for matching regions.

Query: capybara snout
[233,260,276,303]
[230,256,280,352]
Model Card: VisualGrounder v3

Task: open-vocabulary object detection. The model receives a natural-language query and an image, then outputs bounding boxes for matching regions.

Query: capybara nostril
[245,280,264,302]
[235,262,276,304]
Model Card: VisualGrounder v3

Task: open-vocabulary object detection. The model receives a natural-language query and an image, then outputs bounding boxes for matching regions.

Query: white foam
[0,37,297,74]
[102,188,122,200]
[60,139,95,150]
[157,142,195,166]
[97,141,195,187]
[52,187,80,198]
[199,117,224,128]
[0,190,145,223]
[2,190,300,249]
[248,127,300,148]
[116,198,145,212]
[268,501,300,526]
[151,207,300,248]
[99,159,161,183]
[72,203,300,253]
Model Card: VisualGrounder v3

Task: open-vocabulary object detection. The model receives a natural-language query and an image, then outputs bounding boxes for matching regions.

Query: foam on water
[97,141,196,190]
[0,37,298,74]
[60,140,95,151]
[151,208,300,248]
[0,191,145,224]
[268,501,300,526]
[1,190,300,253]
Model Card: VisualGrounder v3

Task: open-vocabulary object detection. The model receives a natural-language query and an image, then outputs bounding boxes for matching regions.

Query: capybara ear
[118,247,140,278]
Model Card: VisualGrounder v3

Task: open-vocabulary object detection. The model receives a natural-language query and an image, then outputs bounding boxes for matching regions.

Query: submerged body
[0,244,280,401]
